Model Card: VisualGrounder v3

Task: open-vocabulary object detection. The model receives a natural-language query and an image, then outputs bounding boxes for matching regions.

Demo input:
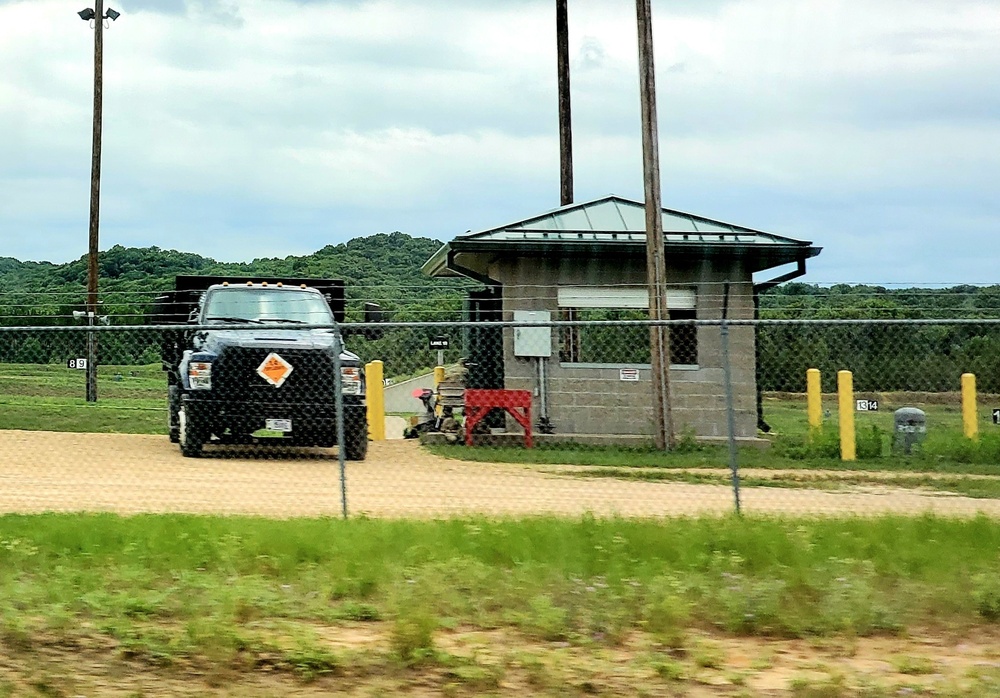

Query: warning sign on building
[257,353,294,388]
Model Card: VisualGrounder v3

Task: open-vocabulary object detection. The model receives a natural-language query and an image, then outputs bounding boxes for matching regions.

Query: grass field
[0,363,166,434]
[2,514,1000,695]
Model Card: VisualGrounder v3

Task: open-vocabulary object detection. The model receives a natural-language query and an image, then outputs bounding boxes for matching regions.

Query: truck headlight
[189,361,213,390]
[340,366,362,395]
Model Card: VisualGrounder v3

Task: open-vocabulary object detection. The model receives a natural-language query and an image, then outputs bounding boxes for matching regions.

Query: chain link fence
[2,318,1000,518]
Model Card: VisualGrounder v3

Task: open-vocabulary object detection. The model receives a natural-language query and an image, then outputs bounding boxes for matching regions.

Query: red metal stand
[463,389,533,448]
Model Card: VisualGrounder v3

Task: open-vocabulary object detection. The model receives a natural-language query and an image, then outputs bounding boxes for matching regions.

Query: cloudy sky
[2,0,998,284]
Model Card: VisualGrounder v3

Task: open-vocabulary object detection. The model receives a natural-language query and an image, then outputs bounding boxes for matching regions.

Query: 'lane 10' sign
[856,399,879,412]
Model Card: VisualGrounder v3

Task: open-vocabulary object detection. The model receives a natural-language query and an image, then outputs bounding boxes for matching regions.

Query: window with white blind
[556,286,698,366]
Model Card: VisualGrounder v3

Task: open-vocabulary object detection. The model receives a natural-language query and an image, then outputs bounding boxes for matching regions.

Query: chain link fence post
[721,284,741,515]
[333,326,348,519]
[86,311,98,402]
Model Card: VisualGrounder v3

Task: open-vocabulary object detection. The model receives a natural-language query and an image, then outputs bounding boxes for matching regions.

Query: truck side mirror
[363,303,383,324]
[362,302,384,340]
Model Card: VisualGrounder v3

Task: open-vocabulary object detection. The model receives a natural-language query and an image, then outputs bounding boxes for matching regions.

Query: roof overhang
[423,239,822,278]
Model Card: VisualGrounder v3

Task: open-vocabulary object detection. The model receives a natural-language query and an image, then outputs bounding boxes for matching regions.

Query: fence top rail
[0,323,347,334]
[3,317,1000,333]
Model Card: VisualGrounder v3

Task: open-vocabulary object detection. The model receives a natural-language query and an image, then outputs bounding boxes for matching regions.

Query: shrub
[855,425,885,460]
[389,576,439,665]
[644,594,688,648]
[391,609,438,665]
[814,558,901,635]
[775,425,885,461]
[972,574,1000,621]
[674,429,703,453]
[923,431,1000,465]
[519,594,569,642]
[285,643,339,681]
[773,428,840,460]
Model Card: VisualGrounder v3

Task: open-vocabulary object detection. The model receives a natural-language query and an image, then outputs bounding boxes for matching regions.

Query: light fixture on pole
[78,2,120,403]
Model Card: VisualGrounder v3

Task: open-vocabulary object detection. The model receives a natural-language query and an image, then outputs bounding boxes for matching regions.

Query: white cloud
[1,0,998,284]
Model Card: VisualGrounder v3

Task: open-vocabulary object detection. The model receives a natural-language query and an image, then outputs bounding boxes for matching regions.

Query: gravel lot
[1,430,999,517]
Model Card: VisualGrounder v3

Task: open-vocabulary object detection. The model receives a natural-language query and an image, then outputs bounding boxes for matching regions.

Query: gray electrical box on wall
[513,310,552,357]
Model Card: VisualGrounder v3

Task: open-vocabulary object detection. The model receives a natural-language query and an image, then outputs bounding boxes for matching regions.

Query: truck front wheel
[342,418,369,461]
[178,405,206,458]
[168,385,180,443]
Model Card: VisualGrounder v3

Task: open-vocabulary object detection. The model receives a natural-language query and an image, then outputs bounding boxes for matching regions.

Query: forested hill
[0,232,446,294]
[759,282,1000,319]
[0,233,473,324]
[2,234,1000,325]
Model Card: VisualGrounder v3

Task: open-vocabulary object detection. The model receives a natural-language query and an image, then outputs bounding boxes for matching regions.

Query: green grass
[1,514,1000,649]
[0,362,165,398]
[0,362,167,434]
[1,514,999,692]
[569,468,1000,499]
[0,394,166,434]
[429,438,1000,476]
[891,655,937,675]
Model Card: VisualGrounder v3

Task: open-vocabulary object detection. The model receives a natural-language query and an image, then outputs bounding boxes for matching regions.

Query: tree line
[3,244,1000,389]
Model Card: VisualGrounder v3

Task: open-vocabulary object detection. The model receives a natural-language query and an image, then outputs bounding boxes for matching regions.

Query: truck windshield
[203,288,334,324]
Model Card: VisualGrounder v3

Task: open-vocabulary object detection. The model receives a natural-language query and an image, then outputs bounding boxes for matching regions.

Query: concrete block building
[422,195,820,441]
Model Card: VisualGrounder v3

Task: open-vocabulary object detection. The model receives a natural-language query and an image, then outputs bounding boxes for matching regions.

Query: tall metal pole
[557,0,574,206]
[85,0,105,403]
[636,0,673,449]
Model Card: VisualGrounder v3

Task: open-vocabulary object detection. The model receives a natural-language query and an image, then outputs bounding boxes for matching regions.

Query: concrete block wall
[490,255,759,439]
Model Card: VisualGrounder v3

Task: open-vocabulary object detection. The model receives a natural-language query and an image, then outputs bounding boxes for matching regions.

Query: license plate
[265,419,292,433]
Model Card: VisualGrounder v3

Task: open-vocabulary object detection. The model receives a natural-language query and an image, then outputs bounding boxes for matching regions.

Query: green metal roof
[423,195,821,279]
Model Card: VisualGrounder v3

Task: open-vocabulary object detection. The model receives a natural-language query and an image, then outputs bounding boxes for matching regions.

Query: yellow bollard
[806,368,822,432]
[433,365,446,418]
[962,373,978,441]
[366,361,385,441]
[838,370,856,461]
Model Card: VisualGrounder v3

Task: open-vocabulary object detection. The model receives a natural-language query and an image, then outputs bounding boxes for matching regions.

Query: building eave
[445,238,821,274]
[421,243,453,278]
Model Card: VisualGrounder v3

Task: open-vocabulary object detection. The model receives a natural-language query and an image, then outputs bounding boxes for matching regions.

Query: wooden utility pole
[557,0,573,206]
[636,0,674,449]
[86,0,105,404]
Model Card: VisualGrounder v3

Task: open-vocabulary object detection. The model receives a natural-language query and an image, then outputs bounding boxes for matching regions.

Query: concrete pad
[384,416,407,440]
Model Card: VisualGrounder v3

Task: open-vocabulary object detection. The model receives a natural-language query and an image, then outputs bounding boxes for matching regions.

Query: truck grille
[212,347,339,404]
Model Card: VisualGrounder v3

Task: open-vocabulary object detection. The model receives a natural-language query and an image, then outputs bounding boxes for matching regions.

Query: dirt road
[1,430,999,517]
